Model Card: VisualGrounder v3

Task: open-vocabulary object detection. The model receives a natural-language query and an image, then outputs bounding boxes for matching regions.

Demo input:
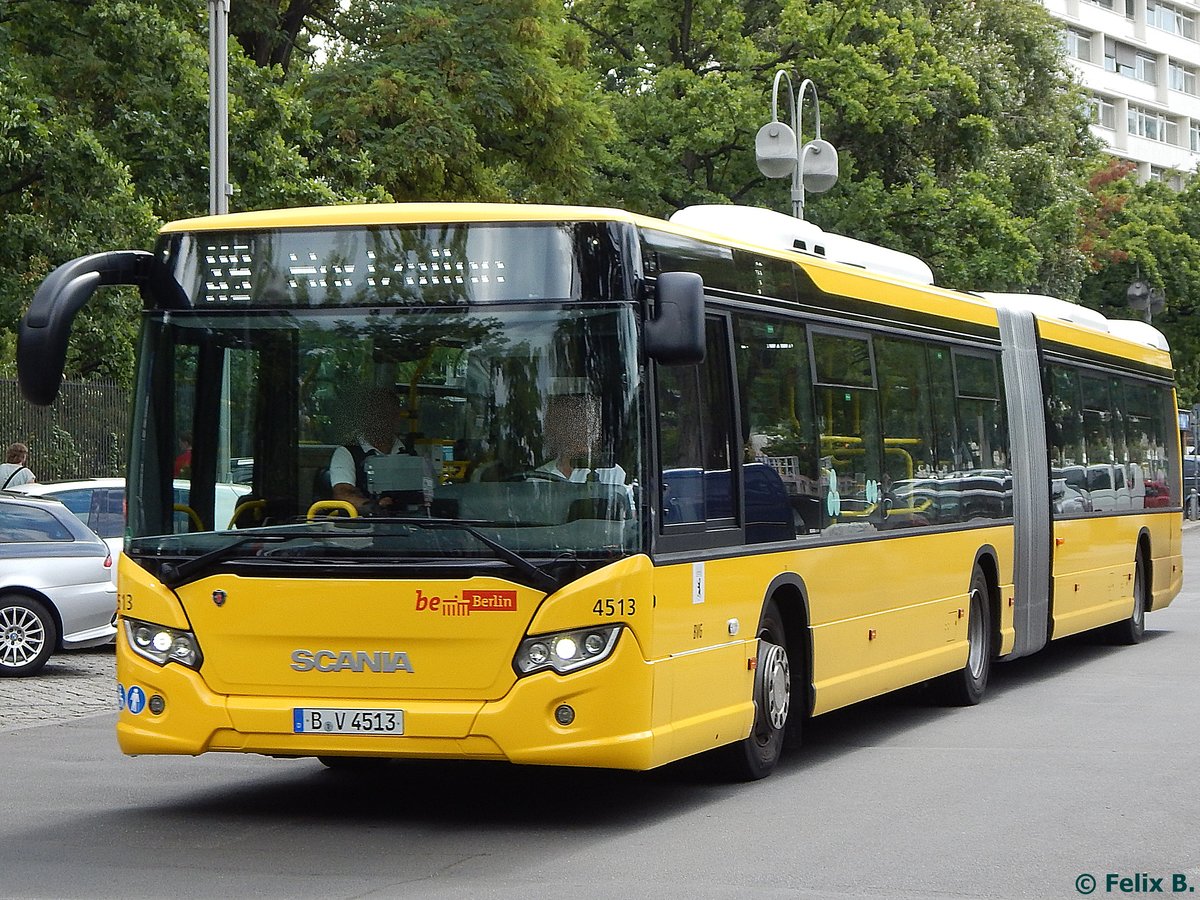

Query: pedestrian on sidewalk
[0,442,36,489]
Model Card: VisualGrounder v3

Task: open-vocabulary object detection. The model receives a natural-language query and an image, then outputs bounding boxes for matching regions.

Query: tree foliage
[303,0,612,202]
[571,0,1097,294]
[3,0,1200,405]
[1078,160,1200,402]
[0,0,338,382]
[230,0,339,73]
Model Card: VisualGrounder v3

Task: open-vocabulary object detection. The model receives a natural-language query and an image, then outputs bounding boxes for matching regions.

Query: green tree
[571,0,1096,293]
[0,0,340,383]
[0,5,160,381]
[304,0,612,202]
[230,0,340,73]
[1078,161,1200,404]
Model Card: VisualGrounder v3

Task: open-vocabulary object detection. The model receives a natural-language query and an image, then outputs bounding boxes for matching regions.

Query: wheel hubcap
[758,641,791,731]
[1133,567,1145,628]
[967,590,985,680]
[0,606,45,667]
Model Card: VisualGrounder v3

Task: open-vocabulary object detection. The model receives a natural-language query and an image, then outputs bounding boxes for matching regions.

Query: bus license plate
[293,708,404,735]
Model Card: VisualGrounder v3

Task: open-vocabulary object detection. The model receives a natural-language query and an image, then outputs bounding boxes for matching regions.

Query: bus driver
[328,386,412,516]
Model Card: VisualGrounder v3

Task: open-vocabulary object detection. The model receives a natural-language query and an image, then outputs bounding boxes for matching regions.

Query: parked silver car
[0,491,117,676]
[10,477,251,584]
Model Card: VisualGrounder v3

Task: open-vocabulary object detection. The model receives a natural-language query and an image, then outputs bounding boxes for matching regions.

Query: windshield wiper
[354,517,562,594]
[159,533,293,589]
[157,519,561,594]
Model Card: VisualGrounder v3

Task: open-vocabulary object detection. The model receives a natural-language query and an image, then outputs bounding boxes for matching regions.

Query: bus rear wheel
[718,600,791,781]
[936,568,992,706]
[1108,550,1147,646]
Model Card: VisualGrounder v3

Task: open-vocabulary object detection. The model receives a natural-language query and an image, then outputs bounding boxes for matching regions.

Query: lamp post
[755,69,839,219]
[208,0,231,215]
[1126,278,1165,324]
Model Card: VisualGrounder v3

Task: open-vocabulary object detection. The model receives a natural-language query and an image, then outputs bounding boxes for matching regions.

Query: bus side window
[952,350,1010,520]
[1047,364,1088,517]
[733,314,817,539]
[876,337,938,529]
[810,329,882,532]
[657,316,737,529]
[1123,377,1175,507]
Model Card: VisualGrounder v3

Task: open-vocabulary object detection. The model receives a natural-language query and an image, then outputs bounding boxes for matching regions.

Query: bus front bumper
[116,636,659,770]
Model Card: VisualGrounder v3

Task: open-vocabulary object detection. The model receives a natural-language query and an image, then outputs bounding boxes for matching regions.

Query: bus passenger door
[651,313,758,759]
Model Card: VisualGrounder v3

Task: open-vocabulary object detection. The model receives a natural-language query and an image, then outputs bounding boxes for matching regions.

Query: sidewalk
[0,647,115,734]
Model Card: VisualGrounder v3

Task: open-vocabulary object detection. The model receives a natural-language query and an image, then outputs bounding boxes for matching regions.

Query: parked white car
[0,492,117,676]
[10,478,251,582]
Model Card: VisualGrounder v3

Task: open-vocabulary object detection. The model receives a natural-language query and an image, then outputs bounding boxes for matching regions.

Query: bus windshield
[126,303,644,571]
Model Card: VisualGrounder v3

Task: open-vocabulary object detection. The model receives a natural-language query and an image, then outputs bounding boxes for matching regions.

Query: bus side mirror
[18,250,153,405]
[645,271,705,365]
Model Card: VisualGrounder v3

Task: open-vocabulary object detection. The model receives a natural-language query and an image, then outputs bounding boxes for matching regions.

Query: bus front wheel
[718,599,791,781]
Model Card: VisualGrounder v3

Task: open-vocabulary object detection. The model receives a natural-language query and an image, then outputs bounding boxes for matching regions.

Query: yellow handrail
[172,503,203,531]
[307,500,358,520]
[229,499,266,528]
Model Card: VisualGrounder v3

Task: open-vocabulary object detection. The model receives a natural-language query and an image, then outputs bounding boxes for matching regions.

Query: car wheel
[0,595,58,677]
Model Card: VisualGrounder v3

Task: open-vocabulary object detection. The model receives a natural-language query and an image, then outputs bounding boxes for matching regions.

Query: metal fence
[0,379,130,482]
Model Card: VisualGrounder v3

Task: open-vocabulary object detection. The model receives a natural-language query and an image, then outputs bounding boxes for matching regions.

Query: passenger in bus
[328,387,422,516]
[536,394,635,516]
[536,394,624,483]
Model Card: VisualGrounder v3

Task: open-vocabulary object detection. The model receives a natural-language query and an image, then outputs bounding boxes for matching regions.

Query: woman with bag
[0,442,36,489]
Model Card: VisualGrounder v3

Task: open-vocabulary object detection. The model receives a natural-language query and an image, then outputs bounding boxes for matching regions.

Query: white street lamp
[755,70,838,219]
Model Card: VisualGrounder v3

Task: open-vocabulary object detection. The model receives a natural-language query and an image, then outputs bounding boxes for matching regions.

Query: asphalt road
[2,529,1199,900]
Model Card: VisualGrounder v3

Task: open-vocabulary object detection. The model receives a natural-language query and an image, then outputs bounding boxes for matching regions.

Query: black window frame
[652,309,746,554]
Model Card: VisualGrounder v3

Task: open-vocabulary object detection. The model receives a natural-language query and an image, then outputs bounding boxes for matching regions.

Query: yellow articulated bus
[17,203,1182,780]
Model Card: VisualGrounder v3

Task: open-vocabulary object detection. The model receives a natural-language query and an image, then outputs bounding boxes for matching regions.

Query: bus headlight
[514,625,621,676]
[124,618,203,669]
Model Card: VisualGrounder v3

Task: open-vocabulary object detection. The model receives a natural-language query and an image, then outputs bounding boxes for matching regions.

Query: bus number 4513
[593,598,636,617]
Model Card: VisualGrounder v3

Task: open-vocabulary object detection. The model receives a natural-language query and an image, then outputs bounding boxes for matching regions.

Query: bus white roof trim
[977,291,1169,351]
[669,205,935,286]
[1107,319,1171,352]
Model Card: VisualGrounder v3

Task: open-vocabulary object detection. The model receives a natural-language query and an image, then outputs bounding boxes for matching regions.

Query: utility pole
[208,0,231,215]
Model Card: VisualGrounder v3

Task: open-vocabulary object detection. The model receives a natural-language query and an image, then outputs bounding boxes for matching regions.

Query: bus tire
[936,568,992,706]
[1108,550,1147,646]
[717,599,791,781]
[0,594,57,677]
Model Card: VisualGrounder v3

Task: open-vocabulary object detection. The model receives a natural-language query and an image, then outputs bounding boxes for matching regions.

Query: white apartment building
[1044,0,1200,183]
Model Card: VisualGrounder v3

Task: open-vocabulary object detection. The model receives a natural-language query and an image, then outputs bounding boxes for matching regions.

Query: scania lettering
[18,202,1181,780]
[291,650,414,674]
